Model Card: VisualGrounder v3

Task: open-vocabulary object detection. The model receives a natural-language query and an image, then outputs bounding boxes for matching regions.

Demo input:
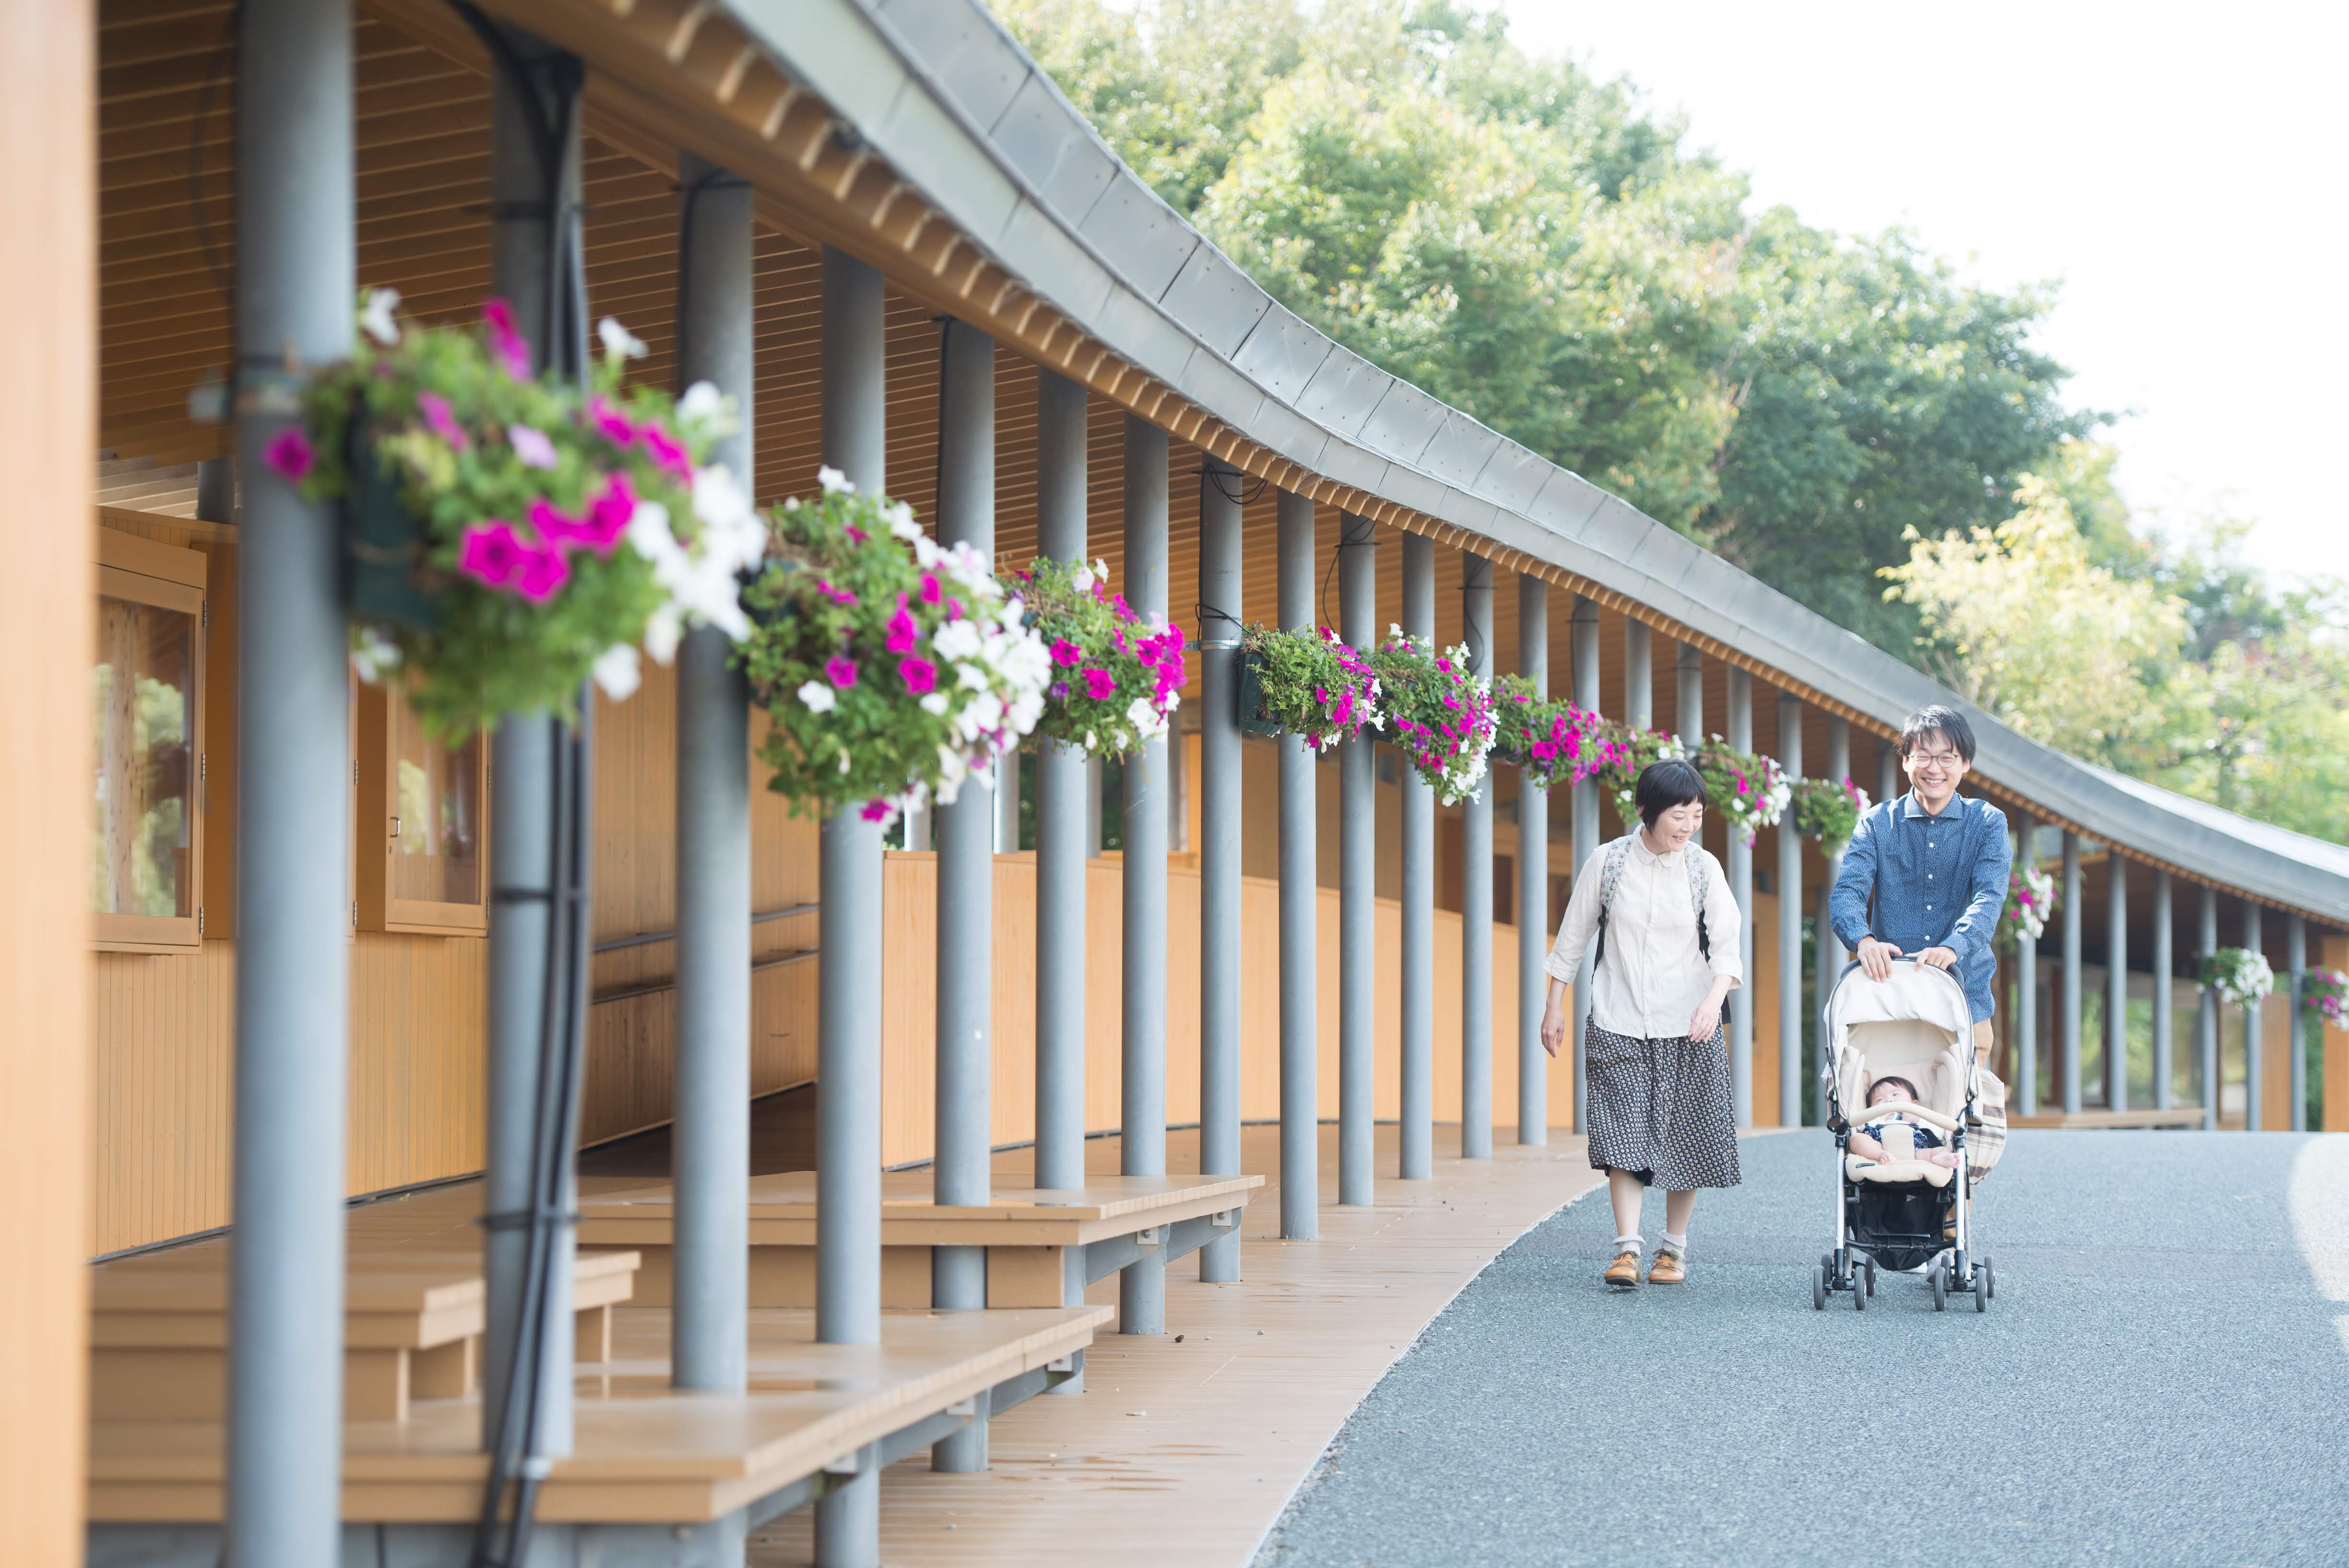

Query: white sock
[1660,1230,1688,1259]
[1613,1233,1644,1257]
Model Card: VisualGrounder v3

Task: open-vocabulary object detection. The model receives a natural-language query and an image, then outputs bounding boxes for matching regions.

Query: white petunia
[643,605,683,665]
[799,680,837,714]
[1125,696,1159,731]
[1093,558,1109,583]
[1163,690,1181,713]
[1083,730,1097,751]
[885,502,921,542]
[1111,730,1130,751]
[932,619,982,662]
[1070,561,1094,592]
[591,643,642,701]
[968,691,1004,736]
[914,534,941,569]
[598,316,648,362]
[349,623,403,683]
[677,380,727,432]
[818,465,854,495]
[956,662,989,692]
[920,691,951,716]
[1009,690,1045,734]
[360,288,401,346]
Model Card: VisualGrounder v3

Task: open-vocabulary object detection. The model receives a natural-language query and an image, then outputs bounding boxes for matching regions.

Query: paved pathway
[1257,1129,2349,1568]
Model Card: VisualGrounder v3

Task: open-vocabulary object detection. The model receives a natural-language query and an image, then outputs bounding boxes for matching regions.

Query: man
[1829,705,2012,1068]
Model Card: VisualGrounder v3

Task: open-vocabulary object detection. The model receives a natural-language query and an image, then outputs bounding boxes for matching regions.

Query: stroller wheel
[1929,1261,1947,1313]
[1852,1270,1865,1312]
[1982,1258,1996,1301]
[1812,1263,1826,1311]
[1863,1260,1877,1298]
[1974,1265,1989,1312]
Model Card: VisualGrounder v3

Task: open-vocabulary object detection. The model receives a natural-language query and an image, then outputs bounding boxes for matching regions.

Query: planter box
[339,427,442,629]
[1236,650,1283,737]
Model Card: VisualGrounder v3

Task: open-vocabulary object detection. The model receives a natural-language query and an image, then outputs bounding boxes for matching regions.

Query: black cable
[1190,463,1257,644]
[1319,511,1376,642]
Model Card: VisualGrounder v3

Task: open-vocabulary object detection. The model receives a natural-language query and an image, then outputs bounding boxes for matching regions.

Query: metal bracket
[1210,1210,1236,1228]
[1135,1225,1162,1247]
[945,1397,977,1418]
[1047,1354,1076,1373]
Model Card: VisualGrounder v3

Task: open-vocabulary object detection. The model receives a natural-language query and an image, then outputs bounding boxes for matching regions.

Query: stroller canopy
[1824,962,1975,1127]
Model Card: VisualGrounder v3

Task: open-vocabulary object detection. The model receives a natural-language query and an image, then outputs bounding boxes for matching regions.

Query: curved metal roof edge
[720,0,2349,928]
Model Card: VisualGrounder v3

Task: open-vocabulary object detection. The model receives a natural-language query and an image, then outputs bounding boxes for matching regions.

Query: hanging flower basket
[1793,775,1868,853]
[1996,861,2056,950]
[1589,727,1796,847]
[1238,624,1381,750]
[281,291,764,739]
[1374,632,1498,805]
[2303,968,2349,1030]
[2199,946,2275,1010]
[739,471,1050,825]
[1005,556,1184,758]
[1484,672,1613,792]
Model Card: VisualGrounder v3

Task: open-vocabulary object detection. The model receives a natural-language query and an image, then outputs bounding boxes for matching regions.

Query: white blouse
[1545,833,1744,1039]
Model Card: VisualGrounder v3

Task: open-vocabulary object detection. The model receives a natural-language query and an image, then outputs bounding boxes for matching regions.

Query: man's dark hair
[1899,704,1977,764]
[1634,758,1708,828]
[1868,1075,1921,1105]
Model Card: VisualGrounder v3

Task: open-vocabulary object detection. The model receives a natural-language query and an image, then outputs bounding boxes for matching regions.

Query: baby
[1848,1076,1960,1169]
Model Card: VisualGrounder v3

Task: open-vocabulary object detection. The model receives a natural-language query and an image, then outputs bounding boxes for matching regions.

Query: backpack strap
[1686,849,1711,962]
[1591,837,1635,968]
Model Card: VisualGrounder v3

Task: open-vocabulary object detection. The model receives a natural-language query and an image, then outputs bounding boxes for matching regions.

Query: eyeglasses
[1908,751,1962,770]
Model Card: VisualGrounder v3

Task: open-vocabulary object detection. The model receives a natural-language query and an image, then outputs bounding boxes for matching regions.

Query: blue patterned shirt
[1828,791,2012,1022]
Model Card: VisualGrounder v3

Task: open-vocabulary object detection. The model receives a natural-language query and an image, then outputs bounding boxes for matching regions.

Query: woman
[1540,758,1743,1288]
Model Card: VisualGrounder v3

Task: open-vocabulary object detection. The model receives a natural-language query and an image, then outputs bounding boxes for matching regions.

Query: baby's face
[1869,1083,1913,1109]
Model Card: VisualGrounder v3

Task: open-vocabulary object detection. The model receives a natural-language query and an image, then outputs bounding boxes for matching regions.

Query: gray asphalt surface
[1255,1129,2349,1568]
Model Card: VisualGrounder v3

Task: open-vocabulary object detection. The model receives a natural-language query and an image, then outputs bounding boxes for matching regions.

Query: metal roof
[724,0,2349,929]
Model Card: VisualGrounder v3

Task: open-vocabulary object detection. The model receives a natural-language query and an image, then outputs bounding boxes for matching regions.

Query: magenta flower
[825,655,859,689]
[512,539,571,604]
[263,427,313,481]
[457,520,526,590]
[638,422,691,480]
[588,395,636,445]
[526,497,588,553]
[899,656,938,695]
[919,572,942,606]
[1082,667,1116,701]
[884,596,919,655]
[482,297,531,379]
[418,392,467,447]
[1051,638,1083,666]
[860,798,894,822]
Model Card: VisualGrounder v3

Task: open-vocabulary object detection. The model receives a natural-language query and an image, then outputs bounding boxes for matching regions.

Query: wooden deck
[747,1121,1616,1567]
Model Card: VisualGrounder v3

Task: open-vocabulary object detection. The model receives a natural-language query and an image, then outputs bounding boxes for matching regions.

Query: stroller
[1813,957,1994,1314]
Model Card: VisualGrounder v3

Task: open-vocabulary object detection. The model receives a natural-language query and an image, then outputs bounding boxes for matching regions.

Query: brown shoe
[1603,1250,1642,1287]
[1647,1251,1685,1285]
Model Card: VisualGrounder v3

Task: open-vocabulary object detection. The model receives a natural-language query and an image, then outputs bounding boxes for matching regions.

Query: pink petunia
[1051,638,1083,666]
[861,799,894,822]
[418,392,467,447]
[527,497,587,552]
[919,572,942,606]
[576,471,636,556]
[884,595,919,655]
[510,537,570,604]
[587,395,637,445]
[899,657,937,695]
[264,427,313,481]
[482,297,531,380]
[825,655,859,689]
[638,422,692,480]
[817,579,858,608]
[507,424,558,471]
[457,519,526,590]
[1082,667,1116,701]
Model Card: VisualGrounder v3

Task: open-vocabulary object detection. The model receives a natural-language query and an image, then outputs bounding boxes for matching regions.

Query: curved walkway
[1258,1129,2349,1568]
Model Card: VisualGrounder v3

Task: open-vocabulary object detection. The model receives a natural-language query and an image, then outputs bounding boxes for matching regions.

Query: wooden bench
[90,1246,640,1424]
[88,1305,1109,1528]
[577,1170,1263,1311]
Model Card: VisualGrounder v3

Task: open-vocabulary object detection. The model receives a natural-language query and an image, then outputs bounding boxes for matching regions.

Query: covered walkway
[1259,1130,2349,1568]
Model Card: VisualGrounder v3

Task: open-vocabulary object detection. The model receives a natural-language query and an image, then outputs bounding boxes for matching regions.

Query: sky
[1496,0,2345,588]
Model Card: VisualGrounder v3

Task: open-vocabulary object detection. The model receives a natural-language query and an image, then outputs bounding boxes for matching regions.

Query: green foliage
[1372,633,1497,803]
[739,484,1049,821]
[1485,671,1615,793]
[1791,775,1865,852]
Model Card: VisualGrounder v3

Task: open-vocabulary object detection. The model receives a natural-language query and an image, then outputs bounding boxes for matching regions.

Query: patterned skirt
[1584,1020,1741,1190]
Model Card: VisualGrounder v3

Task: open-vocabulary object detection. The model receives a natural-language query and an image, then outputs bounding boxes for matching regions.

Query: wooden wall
[1,1,94,1560]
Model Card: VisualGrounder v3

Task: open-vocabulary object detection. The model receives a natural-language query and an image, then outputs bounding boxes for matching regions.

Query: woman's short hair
[1899,704,1977,763]
[1634,758,1708,828]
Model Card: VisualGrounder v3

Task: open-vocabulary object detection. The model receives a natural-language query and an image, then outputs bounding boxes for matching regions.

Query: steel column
[1673,638,1702,743]
[671,149,753,1395]
[1277,490,1318,1235]
[1340,514,1379,1197]
[1398,535,1436,1178]
[1198,457,1245,1271]
[928,320,995,1469]
[2198,884,2218,1129]
[814,245,885,1568]
[1569,598,1602,1135]
[2061,831,2083,1115]
[1623,619,1652,730]
[1724,667,1753,1128]
[1517,576,1550,1146]
[482,24,585,1468]
[1120,416,1170,1331]
[1032,368,1087,1192]
[2107,851,2129,1113]
[2014,813,2039,1117]
[2153,868,2174,1112]
[1878,740,1899,812]
[2244,903,2265,1132]
[1460,552,1495,1158]
[1814,716,1850,1126]
[229,4,353,1559]
[2289,913,2308,1132]
[995,746,1020,851]
[1777,696,1803,1127]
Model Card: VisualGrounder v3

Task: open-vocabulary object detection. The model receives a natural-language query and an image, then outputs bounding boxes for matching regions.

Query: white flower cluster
[593,382,766,700]
[2202,945,2275,1010]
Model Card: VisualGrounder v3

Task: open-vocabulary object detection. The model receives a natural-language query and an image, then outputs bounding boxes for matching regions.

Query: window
[92,530,208,951]
[354,680,488,934]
